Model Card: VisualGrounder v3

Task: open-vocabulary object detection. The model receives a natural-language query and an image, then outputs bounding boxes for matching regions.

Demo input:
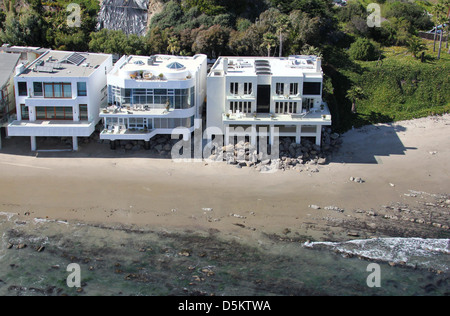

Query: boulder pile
[207,127,343,172]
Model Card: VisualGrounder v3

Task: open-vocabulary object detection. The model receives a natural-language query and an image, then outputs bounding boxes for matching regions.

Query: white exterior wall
[206,56,331,147]
[87,56,113,123]
[100,54,207,142]
[206,75,226,133]
[8,52,113,149]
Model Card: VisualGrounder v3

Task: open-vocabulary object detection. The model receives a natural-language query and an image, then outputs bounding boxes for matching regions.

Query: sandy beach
[0,114,449,242]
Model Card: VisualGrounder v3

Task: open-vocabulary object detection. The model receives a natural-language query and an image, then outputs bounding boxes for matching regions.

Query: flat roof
[0,53,21,87]
[17,50,111,78]
[110,54,207,79]
[210,56,323,78]
[0,45,48,55]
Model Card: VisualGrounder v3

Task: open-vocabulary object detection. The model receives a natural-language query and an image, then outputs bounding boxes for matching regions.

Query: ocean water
[0,212,448,296]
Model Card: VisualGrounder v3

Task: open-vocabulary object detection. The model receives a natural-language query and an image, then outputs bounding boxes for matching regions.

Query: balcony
[101,104,167,116]
[272,94,302,101]
[226,94,256,101]
[222,108,331,125]
[100,103,196,118]
[8,119,95,137]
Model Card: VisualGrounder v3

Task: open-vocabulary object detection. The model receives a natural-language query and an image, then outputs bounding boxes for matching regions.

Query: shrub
[348,38,379,61]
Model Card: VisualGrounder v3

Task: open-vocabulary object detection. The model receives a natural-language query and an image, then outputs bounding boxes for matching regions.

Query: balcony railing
[223,108,331,122]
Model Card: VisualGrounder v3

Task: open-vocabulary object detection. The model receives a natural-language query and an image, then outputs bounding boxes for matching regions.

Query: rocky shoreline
[46,126,342,174]
[206,127,341,172]
[271,191,450,244]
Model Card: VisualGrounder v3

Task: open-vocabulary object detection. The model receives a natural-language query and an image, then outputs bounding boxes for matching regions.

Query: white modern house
[206,56,331,147]
[8,50,113,151]
[100,54,207,146]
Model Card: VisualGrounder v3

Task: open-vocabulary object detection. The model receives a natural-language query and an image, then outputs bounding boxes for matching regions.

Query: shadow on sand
[1,120,417,165]
[330,122,417,164]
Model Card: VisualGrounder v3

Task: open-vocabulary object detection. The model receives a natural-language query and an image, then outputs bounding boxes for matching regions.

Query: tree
[348,38,378,61]
[406,36,428,59]
[300,44,322,57]
[167,36,180,55]
[433,0,450,59]
[261,32,277,57]
[145,26,168,55]
[0,9,47,46]
[275,14,290,57]
[346,86,366,114]
[192,25,231,58]
[287,10,321,54]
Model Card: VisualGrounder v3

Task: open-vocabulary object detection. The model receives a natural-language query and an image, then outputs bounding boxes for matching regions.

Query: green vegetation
[0,0,449,131]
[348,38,379,61]
[335,42,450,131]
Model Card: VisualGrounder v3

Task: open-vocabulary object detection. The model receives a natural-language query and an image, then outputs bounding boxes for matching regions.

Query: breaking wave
[304,238,450,272]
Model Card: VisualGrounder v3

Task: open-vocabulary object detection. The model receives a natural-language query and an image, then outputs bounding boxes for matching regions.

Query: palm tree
[346,86,366,114]
[261,32,277,57]
[167,36,180,56]
[300,44,323,58]
[433,0,450,59]
[406,36,428,59]
[275,15,290,57]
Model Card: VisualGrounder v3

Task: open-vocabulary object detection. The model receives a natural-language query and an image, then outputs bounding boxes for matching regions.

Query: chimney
[223,58,228,74]
[315,57,322,72]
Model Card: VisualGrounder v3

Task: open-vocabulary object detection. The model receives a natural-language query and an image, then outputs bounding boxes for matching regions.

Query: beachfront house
[0,52,22,149]
[1,46,48,146]
[99,54,207,148]
[7,50,113,151]
[206,56,331,147]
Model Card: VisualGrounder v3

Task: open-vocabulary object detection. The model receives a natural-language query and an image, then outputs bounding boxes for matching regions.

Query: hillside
[329,40,450,132]
[1,0,449,133]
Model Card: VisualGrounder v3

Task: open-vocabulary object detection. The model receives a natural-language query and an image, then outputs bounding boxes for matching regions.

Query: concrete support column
[30,136,37,151]
[250,125,257,147]
[296,125,302,144]
[72,136,78,151]
[315,126,322,146]
[224,126,230,146]
[269,125,276,146]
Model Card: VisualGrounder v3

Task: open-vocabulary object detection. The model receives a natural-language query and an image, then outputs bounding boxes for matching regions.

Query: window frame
[35,106,73,120]
[20,104,29,120]
[18,82,28,96]
[77,82,87,97]
[79,104,88,121]
[43,83,72,99]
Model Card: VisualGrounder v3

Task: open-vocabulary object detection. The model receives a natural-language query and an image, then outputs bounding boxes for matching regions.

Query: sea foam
[304,238,450,272]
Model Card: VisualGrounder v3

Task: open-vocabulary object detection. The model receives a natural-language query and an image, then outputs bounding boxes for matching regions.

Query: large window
[20,104,29,120]
[18,82,27,96]
[119,87,195,109]
[77,82,87,97]
[303,82,321,95]
[36,106,73,120]
[290,83,299,95]
[230,101,252,114]
[79,104,88,121]
[230,82,238,95]
[244,83,253,95]
[33,82,43,97]
[275,102,298,114]
[44,83,72,98]
[276,83,284,95]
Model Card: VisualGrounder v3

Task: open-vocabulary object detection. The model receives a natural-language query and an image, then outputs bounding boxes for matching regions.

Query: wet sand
[0,114,449,242]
